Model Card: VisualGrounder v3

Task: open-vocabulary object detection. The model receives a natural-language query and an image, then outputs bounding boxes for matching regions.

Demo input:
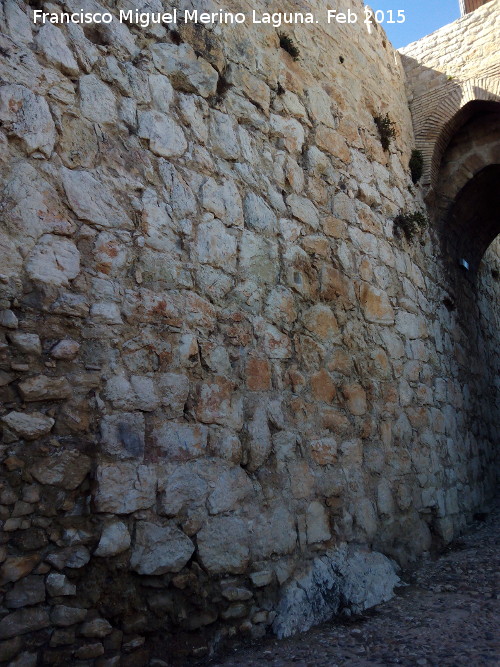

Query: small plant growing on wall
[374,113,396,151]
[409,149,424,184]
[393,209,428,241]
[278,33,300,60]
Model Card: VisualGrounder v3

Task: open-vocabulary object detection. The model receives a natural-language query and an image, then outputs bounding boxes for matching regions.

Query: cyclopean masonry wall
[0,0,499,663]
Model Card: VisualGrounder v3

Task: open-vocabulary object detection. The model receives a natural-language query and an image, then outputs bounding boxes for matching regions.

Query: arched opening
[445,165,500,272]
[433,100,500,275]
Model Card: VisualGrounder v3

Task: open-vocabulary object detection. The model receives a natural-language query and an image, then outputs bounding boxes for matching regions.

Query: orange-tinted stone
[246,357,272,391]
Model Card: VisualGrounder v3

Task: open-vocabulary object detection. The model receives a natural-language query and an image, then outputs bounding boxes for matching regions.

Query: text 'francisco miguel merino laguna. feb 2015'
[32,7,406,28]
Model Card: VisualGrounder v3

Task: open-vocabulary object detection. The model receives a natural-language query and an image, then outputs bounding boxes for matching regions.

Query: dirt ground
[208,497,500,667]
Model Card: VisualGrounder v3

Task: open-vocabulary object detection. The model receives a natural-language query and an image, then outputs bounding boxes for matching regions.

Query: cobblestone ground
[208,498,500,667]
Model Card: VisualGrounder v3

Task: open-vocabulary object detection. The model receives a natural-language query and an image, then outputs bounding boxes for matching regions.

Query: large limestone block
[94,522,131,557]
[201,177,243,227]
[359,284,395,324]
[94,462,156,514]
[0,608,50,640]
[158,462,209,517]
[243,192,276,233]
[0,84,55,156]
[79,74,117,124]
[303,304,339,341]
[306,501,331,543]
[130,521,194,574]
[7,332,41,355]
[5,575,45,609]
[30,450,91,490]
[273,545,399,638]
[246,403,271,472]
[286,194,320,229]
[61,167,132,230]
[270,114,304,153]
[25,235,80,287]
[207,466,254,515]
[35,24,79,75]
[18,375,72,402]
[100,412,145,459]
[251,506,297,558]
[151,43,218,98]
[195,219,237,270]
[1,412,54,440]
[138,110,187,158]
[153,422,208,461]
[240,230,279,284]
[197,516,250,574]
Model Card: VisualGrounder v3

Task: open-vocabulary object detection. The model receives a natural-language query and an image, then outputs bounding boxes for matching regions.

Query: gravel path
[209,498,500,667]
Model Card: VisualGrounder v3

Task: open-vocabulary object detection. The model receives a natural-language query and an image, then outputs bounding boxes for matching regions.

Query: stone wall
[0,0,499,663]
[400,0,500,187]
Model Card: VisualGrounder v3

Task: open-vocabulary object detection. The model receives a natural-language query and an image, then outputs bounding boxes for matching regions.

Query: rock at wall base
[272,544,400,639]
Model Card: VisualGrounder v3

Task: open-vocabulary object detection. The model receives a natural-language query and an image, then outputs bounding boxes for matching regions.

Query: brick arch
[417,73,500,189]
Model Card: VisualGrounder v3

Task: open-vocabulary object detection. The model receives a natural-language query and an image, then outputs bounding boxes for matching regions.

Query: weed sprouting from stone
[374,113,396,151]
[278,33,300,60]
[393,209,428,241]
[409,149,424,184]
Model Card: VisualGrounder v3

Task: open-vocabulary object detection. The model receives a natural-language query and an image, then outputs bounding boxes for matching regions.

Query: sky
[369,0,461,48]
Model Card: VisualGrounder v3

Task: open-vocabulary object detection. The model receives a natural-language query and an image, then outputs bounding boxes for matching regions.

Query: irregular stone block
[359,284,395,324]
[46,573,76,597]
[306,501,331,543]
[197,516,250,574]
[50,339,80,360]
[151,43,218,98]
[0,555,40,585]
[100,413,145,459]
[286,194,319,229]
[5,575,45,609]
[149,73,174,112]
[201,177,243,227]
[61,167,132,230]
[342,384,367,416]
[30,451,91,490]
[25,235,80,287]
[35,24,78,75]
[310,437,338,465]
[0,310,18,329]
[153,422,208,461]
[58,114,99,169]
[273,545,399,638]
[45,546,90,570]
[243,193,276,233]
[157,373,189,418]
[207,466,254,515]
[94,463,156,514]
[157,462,209,517]
[80,618,113,638]
[7,332,41,355]
[251,506,297,558]
[303,304,339,341]
[50,605,87,627]
[18,375,72,402]
[131,521,194,575]
[1,412,54,440]
[79,74,117,124]
[138,110,187,158]
[195,219,237,271]
[0,608,50,639]
[94,522,131,557]
[246,403,271,472]
[0,84,55,157]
